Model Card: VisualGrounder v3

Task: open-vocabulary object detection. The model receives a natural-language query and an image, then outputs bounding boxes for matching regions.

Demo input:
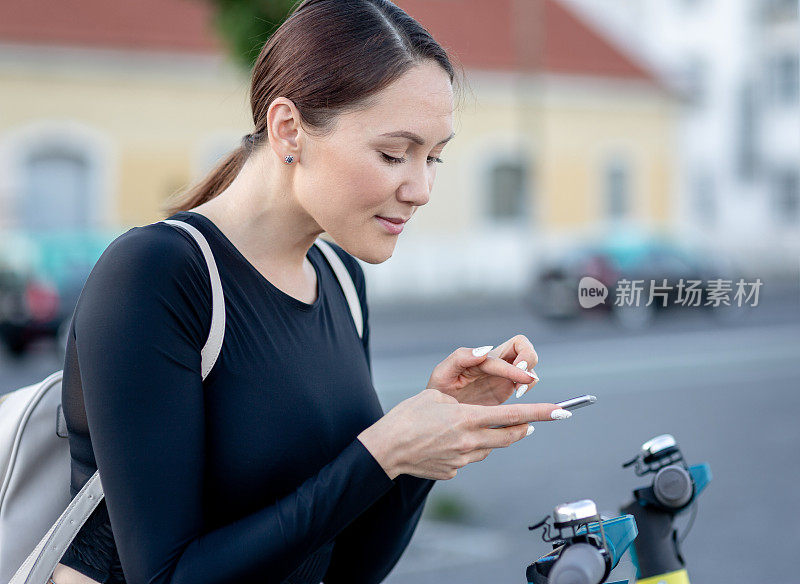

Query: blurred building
[561,0,800,275]
[0,0,681,301]
[0,0,249,234]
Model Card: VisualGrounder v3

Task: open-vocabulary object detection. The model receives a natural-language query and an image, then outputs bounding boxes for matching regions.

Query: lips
[376,216,407,224]
[375,216,406,235]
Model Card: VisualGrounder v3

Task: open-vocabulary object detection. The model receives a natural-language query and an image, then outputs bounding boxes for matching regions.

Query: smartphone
[555,394,597,411]
[491,394,597,429]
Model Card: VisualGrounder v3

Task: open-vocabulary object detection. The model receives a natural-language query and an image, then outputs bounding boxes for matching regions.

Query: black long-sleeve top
[59,210,435,584]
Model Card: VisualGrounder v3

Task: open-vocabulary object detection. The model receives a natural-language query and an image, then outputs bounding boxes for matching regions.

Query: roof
[396,0,662,84]
[0,0,219,54]
[0,0,661,86]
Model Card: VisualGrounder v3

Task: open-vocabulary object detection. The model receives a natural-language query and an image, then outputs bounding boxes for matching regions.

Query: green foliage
[202,0,297,70]
[425,492,473,523]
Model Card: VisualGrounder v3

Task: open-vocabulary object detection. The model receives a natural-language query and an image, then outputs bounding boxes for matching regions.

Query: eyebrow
[380,130,456,146]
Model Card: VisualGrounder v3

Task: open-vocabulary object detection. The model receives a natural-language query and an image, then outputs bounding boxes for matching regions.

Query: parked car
[0,230,116,356]
[0,268,64,355]
[527,235,737,329]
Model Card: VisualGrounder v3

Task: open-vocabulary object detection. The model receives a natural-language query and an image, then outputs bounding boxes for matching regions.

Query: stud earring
[284,155,295,164]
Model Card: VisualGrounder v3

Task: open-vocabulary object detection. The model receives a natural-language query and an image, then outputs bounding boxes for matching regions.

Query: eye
[381,152,444,165]
[381,152,406,164]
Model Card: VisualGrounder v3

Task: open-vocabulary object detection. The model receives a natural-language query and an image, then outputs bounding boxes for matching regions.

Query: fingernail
[550,409,572,420]
[527,369,539,381]
[472,345,493,357]
[516,361,528,371]
[526,423,535,436]
[516,385,528,398]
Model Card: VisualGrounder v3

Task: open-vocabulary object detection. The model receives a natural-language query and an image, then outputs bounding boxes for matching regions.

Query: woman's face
[295,60,455,264]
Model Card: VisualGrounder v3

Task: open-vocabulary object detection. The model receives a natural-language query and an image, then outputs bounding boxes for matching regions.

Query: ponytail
[161,132,264,217]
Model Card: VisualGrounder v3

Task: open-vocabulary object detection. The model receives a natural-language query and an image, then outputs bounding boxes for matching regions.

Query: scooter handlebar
[548,543,606,584]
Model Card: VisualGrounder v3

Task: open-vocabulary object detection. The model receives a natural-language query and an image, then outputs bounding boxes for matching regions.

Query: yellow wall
[1,53,677,237]
[416,72,678,237]
[540,96,677,230]
[0,51,251,228]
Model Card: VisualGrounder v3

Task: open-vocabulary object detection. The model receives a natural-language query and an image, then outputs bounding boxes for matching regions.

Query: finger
[464,447,493,464]
[507,335,540,398]
[428,345,494,387]
[494,334,539,369]
[475,355,539,385]
[463,402,566,427]
[514,364,540,398]
[461,344,496,367]
[473,423,533,449]
[490,336,540,397]
[438,345,496,378]
[471,344,495,358]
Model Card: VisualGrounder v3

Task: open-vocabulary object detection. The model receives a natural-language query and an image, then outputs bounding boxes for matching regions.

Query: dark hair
[162,0,457,216]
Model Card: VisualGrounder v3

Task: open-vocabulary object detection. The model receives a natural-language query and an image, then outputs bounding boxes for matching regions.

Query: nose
[397,164,432,207]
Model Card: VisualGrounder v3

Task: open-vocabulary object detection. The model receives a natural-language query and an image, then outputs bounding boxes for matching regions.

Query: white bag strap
[162,220,226,379]
[12,220,224,584]
[313,238,364,339]
[11,471,105,584]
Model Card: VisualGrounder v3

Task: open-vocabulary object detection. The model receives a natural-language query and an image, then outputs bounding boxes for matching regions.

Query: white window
[604,158,630,220]
[770,52,800,106]
[761,0,799,21]
[681,56,708,106]
[692,169,716,225]
[735,81,757,179]
[486,160,529,224]
[20,148,92,231]
[2,121,112,231]
[773,168,800,224]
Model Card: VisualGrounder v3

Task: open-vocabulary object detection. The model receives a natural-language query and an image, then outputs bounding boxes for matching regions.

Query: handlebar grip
[548,543,606,584]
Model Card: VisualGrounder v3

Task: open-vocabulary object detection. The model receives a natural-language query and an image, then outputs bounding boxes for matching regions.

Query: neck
[192,151,323,275]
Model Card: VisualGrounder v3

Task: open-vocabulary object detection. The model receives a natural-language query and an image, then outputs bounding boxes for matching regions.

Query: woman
[53,1,570,583]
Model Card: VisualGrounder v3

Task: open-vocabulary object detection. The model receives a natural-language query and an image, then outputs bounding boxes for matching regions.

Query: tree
[202,0,297,69]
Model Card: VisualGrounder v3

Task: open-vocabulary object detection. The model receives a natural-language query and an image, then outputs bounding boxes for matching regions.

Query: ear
[266,97,301,162]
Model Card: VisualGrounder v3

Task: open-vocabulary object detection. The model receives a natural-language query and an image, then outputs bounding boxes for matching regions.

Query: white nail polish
[472,345,493,357]
[550,409,572,420]
[516,361,528,370]
[526,423,535,436]
[516,385,528,398]
[529,369,539,381]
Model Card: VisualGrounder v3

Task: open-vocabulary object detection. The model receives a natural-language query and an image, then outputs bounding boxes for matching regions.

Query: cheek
[324,153,396,212]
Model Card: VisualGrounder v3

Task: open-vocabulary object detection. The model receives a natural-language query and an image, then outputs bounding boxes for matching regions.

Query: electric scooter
[526,499,638,584]
[619,434,712,584]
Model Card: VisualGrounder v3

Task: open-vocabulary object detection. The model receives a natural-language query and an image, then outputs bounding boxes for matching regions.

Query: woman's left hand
[426,335,540,406]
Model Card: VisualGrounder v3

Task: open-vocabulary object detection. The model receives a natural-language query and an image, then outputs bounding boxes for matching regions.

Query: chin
[358,252,392,265]
[354,244,396,265]
[323,219,400,264]
[338,238,396,265]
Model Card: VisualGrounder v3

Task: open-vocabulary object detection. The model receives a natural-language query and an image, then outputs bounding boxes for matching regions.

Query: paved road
[2,280,798,583]
[369,286,799,584]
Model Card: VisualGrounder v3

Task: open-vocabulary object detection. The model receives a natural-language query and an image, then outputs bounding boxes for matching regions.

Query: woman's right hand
[357,388,566,480]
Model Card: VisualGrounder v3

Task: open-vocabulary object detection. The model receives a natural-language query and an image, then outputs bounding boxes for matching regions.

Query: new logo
[578,277,608,308]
